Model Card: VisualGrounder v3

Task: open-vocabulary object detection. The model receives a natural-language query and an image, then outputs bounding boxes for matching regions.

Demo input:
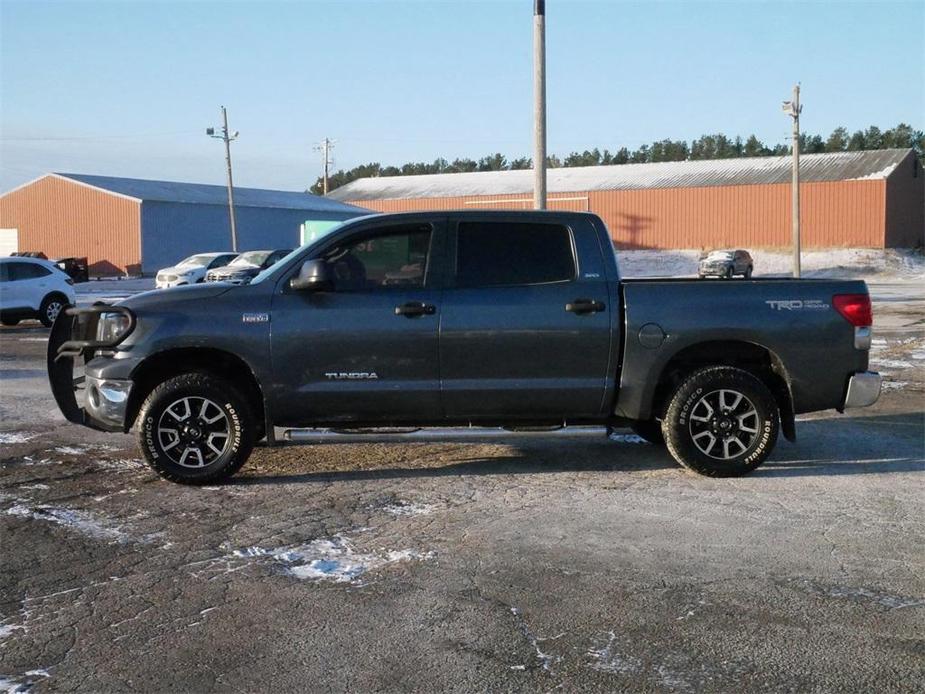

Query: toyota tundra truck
[48,211,881,484]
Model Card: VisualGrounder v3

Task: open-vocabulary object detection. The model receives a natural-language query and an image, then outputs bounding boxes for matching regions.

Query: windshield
[177,254,215,267]
[706,251,734,260]
[230,251,271,267]
[250,220,353,285]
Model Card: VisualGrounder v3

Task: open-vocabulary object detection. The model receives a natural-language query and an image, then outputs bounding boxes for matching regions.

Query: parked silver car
[699,250,753,279]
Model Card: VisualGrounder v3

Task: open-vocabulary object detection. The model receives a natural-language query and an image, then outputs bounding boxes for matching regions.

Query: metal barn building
[0,173,369,275]
[327,149,923,249]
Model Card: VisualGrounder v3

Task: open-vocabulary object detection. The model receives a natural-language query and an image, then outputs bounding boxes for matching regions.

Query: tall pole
[533,0,547,210]
[221,107,239,252]
[785,85,802,278]
[323,138,330,195]
[314,138,335,195]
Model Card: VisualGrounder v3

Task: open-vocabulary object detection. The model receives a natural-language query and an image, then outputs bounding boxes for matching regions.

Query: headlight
[96,311,133,344]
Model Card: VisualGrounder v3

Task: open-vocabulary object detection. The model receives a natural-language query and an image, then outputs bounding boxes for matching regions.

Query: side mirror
[289,259,333,292]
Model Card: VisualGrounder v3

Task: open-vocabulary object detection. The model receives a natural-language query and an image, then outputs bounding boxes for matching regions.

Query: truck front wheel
[662,366,779,476]
[136,372,255,484]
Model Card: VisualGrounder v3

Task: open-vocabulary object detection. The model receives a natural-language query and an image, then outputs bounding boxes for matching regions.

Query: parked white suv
[155,252,238,289]
[0,257,77,327]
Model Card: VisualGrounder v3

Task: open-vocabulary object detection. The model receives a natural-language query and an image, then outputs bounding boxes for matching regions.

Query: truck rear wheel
[662,366,778,477]
[136,372,255,484]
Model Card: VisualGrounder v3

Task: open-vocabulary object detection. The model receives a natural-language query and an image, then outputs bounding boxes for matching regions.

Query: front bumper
[843,371,882,408]
[47,305,135,432]
[84,376,132,429]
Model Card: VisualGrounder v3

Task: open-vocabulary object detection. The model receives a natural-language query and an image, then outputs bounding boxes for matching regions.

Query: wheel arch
[649,339,795,442]
[41,290,70,308]
[125,347,267,436]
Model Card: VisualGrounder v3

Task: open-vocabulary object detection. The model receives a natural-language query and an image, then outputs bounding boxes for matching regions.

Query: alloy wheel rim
[688,389,760,460]
[157,396,231,468]
[46,301,63,322]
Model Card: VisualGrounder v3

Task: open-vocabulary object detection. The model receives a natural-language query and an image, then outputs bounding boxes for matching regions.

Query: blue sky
[1,0,922,192]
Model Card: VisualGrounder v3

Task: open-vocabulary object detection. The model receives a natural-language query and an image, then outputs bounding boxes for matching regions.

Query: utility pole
[782,85,802,277]
[314,138,335,195]
[533,0,547,210]
[206,106,239,252]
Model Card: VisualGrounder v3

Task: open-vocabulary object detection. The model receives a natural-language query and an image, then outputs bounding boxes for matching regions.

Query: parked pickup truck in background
[48,211,881,484]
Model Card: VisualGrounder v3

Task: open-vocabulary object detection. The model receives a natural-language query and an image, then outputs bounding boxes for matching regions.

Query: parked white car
[155,252,238,289]
[0,257,76,327]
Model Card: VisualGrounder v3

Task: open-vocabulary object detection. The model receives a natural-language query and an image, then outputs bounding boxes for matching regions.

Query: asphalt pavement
[0,279,922,692]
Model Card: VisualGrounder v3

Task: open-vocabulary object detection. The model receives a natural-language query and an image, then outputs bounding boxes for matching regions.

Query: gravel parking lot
[1,278,923,692]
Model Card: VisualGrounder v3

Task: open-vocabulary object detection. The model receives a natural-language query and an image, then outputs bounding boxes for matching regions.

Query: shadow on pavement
[236,412,923,485]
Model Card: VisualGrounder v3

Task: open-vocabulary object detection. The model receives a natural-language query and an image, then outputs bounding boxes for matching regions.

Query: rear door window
[8,262,51,281]
[455,222,575,287]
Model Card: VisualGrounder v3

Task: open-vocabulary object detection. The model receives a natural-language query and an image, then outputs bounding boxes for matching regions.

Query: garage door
[0,229,18,256]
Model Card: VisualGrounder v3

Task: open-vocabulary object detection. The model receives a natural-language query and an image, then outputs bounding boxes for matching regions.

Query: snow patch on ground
[5,503,136,544]
[870,358,914,370]
[53,445,91,456]
[94,458,145,472]
[378,500,435,517]
[0,669,51,693]
[882,381,908,391]
[0,432,37,445]
[0,623,26,640]
[230,535,433,584]
[510,606,563,672]
[587,631,641,674]
[608,433,648,444]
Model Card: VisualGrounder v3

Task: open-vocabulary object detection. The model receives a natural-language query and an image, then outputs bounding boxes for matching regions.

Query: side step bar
[280,426,611,444]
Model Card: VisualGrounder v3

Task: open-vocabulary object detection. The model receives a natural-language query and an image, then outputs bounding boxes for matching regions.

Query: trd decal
[765,299,829,311]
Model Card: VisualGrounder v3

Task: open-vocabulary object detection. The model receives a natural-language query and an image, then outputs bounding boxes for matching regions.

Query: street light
[207,106,239,252]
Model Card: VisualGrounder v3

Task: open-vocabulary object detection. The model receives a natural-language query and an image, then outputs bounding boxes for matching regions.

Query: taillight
[833,294,872,327]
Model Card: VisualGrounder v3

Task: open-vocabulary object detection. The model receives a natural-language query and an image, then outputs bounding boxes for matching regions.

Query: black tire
[39,293,69,327]
[724,266,734,279]
[136,372,255,484]
[662,366,779,477]
[1,318,20,326]
[630,420,664,444]
[744,266,753,279]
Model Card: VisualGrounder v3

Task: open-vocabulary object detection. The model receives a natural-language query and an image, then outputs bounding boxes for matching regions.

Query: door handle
[565,298,605,314]
[395,301,436,317]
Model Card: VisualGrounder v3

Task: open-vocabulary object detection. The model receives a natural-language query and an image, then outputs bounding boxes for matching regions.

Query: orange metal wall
[0,176,141,274]
[346,179,892,249]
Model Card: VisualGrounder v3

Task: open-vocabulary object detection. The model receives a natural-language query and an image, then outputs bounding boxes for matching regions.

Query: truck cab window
[328,226,431,291]
[455,222,575,287]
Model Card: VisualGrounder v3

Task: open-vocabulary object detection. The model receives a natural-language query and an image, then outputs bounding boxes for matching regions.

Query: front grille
[158,274,177,282]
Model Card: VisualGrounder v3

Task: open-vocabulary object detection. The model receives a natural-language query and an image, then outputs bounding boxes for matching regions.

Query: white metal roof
[327,149,913,201]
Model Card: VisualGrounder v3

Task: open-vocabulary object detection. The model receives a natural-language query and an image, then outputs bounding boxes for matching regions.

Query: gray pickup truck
[48,211,881,484]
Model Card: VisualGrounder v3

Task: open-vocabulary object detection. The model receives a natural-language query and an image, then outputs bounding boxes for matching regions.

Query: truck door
[269,221,444,425]
[439,217,612,420]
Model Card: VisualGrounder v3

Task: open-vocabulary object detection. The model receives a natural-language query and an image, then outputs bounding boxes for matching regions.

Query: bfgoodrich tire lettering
[662,366,779,477]
[136,372,254,484]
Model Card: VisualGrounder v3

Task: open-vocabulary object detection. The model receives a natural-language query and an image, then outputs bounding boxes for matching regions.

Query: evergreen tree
[311,122,920,193]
